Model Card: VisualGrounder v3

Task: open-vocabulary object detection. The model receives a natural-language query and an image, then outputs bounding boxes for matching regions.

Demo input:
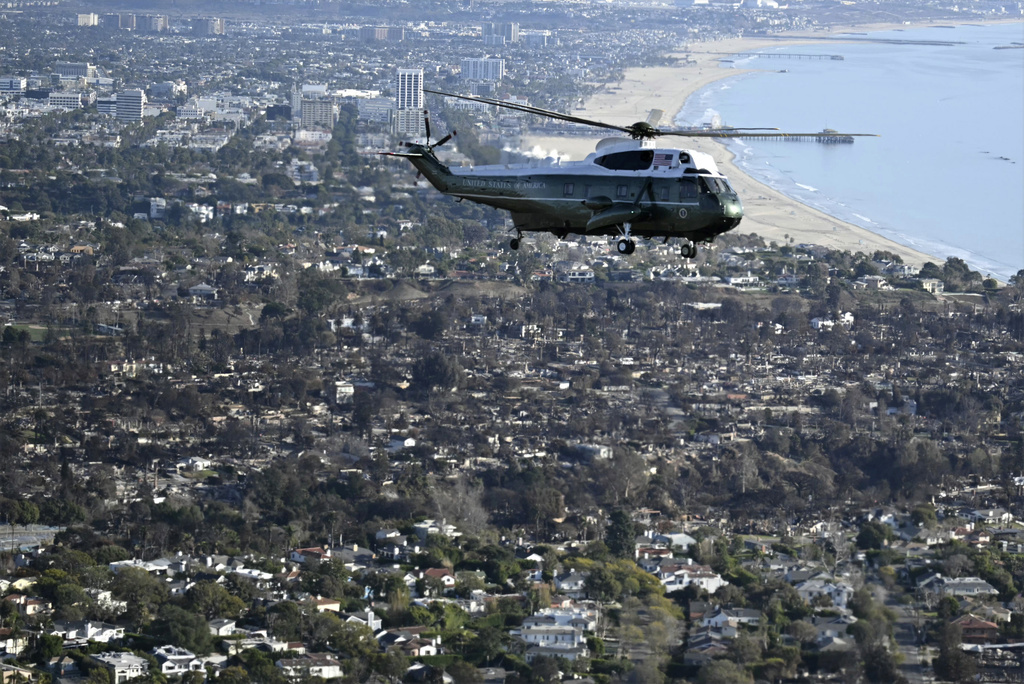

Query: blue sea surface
[676,22,1024,280]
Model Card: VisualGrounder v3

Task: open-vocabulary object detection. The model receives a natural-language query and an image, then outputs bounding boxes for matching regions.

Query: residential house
[341,609,381,631]
[208,618,238,636]
[290,546,331,564]
[91,652,149,684]
[310,597,341,613]
[702,607,762,630]
[940,577,999,598]
[153,645,204,676]
[794,579,855,609]
[50,620,125,645]
[951,614,1000,644]
[0,628,27,656]
[554,571,587,599]
[3,594,51,617]
[276,653,343,680]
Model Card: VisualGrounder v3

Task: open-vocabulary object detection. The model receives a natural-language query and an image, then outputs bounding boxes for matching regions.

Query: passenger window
[616,185,629,199]
[679,178,698,200]
[660,187,669,201]
[563,183,575,196]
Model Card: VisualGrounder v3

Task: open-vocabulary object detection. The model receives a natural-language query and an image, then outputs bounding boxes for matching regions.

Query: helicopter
[383,89,875,258]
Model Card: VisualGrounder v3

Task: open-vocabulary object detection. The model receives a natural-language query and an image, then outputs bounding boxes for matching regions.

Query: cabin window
[616,184,629,199]
[595,150,654,171]
[563,183,575,196]
[583,185,592,198]
[679,177,698,200]
[660,186,670,202]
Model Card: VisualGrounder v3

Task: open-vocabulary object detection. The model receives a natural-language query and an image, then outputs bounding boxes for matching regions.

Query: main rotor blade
[434,131,455,147]
[425,89,634,136]
[660,130,878,139]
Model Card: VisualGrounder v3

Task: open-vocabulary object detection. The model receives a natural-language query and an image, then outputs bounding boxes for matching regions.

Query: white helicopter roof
[452,137,723,178]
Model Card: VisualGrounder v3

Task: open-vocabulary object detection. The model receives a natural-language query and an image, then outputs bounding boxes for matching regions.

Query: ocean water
[676,22,1024,280]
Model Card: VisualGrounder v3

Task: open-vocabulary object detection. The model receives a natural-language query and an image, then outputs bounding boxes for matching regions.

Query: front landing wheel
[510,238,520,251]
[617,238,635,255]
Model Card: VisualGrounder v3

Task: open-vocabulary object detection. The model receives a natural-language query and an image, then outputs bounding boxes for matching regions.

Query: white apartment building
[461,57,505,82]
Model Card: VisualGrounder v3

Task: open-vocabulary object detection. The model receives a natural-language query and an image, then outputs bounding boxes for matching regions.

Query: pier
[724,130,856,143]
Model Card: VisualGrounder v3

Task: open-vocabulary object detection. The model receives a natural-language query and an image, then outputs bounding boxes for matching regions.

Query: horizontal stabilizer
[379,151,425,158]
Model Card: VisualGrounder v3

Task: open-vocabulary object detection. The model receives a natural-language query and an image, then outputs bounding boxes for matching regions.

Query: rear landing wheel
[510,238,520,251]
[681,241,697,259]
[617,238,635,255]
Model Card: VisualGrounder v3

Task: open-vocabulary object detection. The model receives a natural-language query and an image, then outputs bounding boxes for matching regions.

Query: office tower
[394,68,425,138]
[78,14,99,26]
[116,89,146,122]
[461,57,505,82]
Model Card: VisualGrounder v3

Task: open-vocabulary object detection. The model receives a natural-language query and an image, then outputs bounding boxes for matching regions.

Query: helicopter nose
[724,199,743,219]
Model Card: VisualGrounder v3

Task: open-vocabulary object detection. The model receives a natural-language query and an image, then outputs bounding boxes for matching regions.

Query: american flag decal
[653,152,673,168]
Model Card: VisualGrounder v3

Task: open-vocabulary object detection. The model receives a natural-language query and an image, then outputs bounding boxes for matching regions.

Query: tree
[411,349,463,395]
[933,623,976,683]
[605,510,637,559]
[151,604,214,654]
[111,567,168,629]
[187,580,247,619]
[697,660,753,684]
[855,521,892,550]
[328,622,378,660]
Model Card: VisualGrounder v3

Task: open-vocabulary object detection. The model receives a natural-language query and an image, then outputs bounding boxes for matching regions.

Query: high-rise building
[394,68,425,138]
[359,26,404,42]
[300,99,338,129]
[461,57,505,82]
[118,13,136,30]
[116,89,146,122]
[78,14,99,27]
[482,22,519,45]
[194,18,225,36]
[137,15,168,33]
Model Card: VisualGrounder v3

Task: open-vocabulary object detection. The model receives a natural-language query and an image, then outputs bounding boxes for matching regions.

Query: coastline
[521,19,1022,268]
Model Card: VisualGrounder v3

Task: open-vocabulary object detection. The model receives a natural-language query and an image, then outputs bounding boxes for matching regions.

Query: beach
[521,23,1017,268]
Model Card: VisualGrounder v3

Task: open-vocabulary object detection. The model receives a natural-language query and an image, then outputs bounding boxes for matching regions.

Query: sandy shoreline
[522,19,1021,268]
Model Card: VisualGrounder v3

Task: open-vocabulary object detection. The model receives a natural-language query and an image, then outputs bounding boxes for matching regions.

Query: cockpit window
[595,150,654,171]
[700,176,733,195]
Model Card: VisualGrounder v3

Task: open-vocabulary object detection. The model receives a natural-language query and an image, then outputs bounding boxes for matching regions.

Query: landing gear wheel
[681,241,697,259]
[617,238,636,255]
[510,238,520,251]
